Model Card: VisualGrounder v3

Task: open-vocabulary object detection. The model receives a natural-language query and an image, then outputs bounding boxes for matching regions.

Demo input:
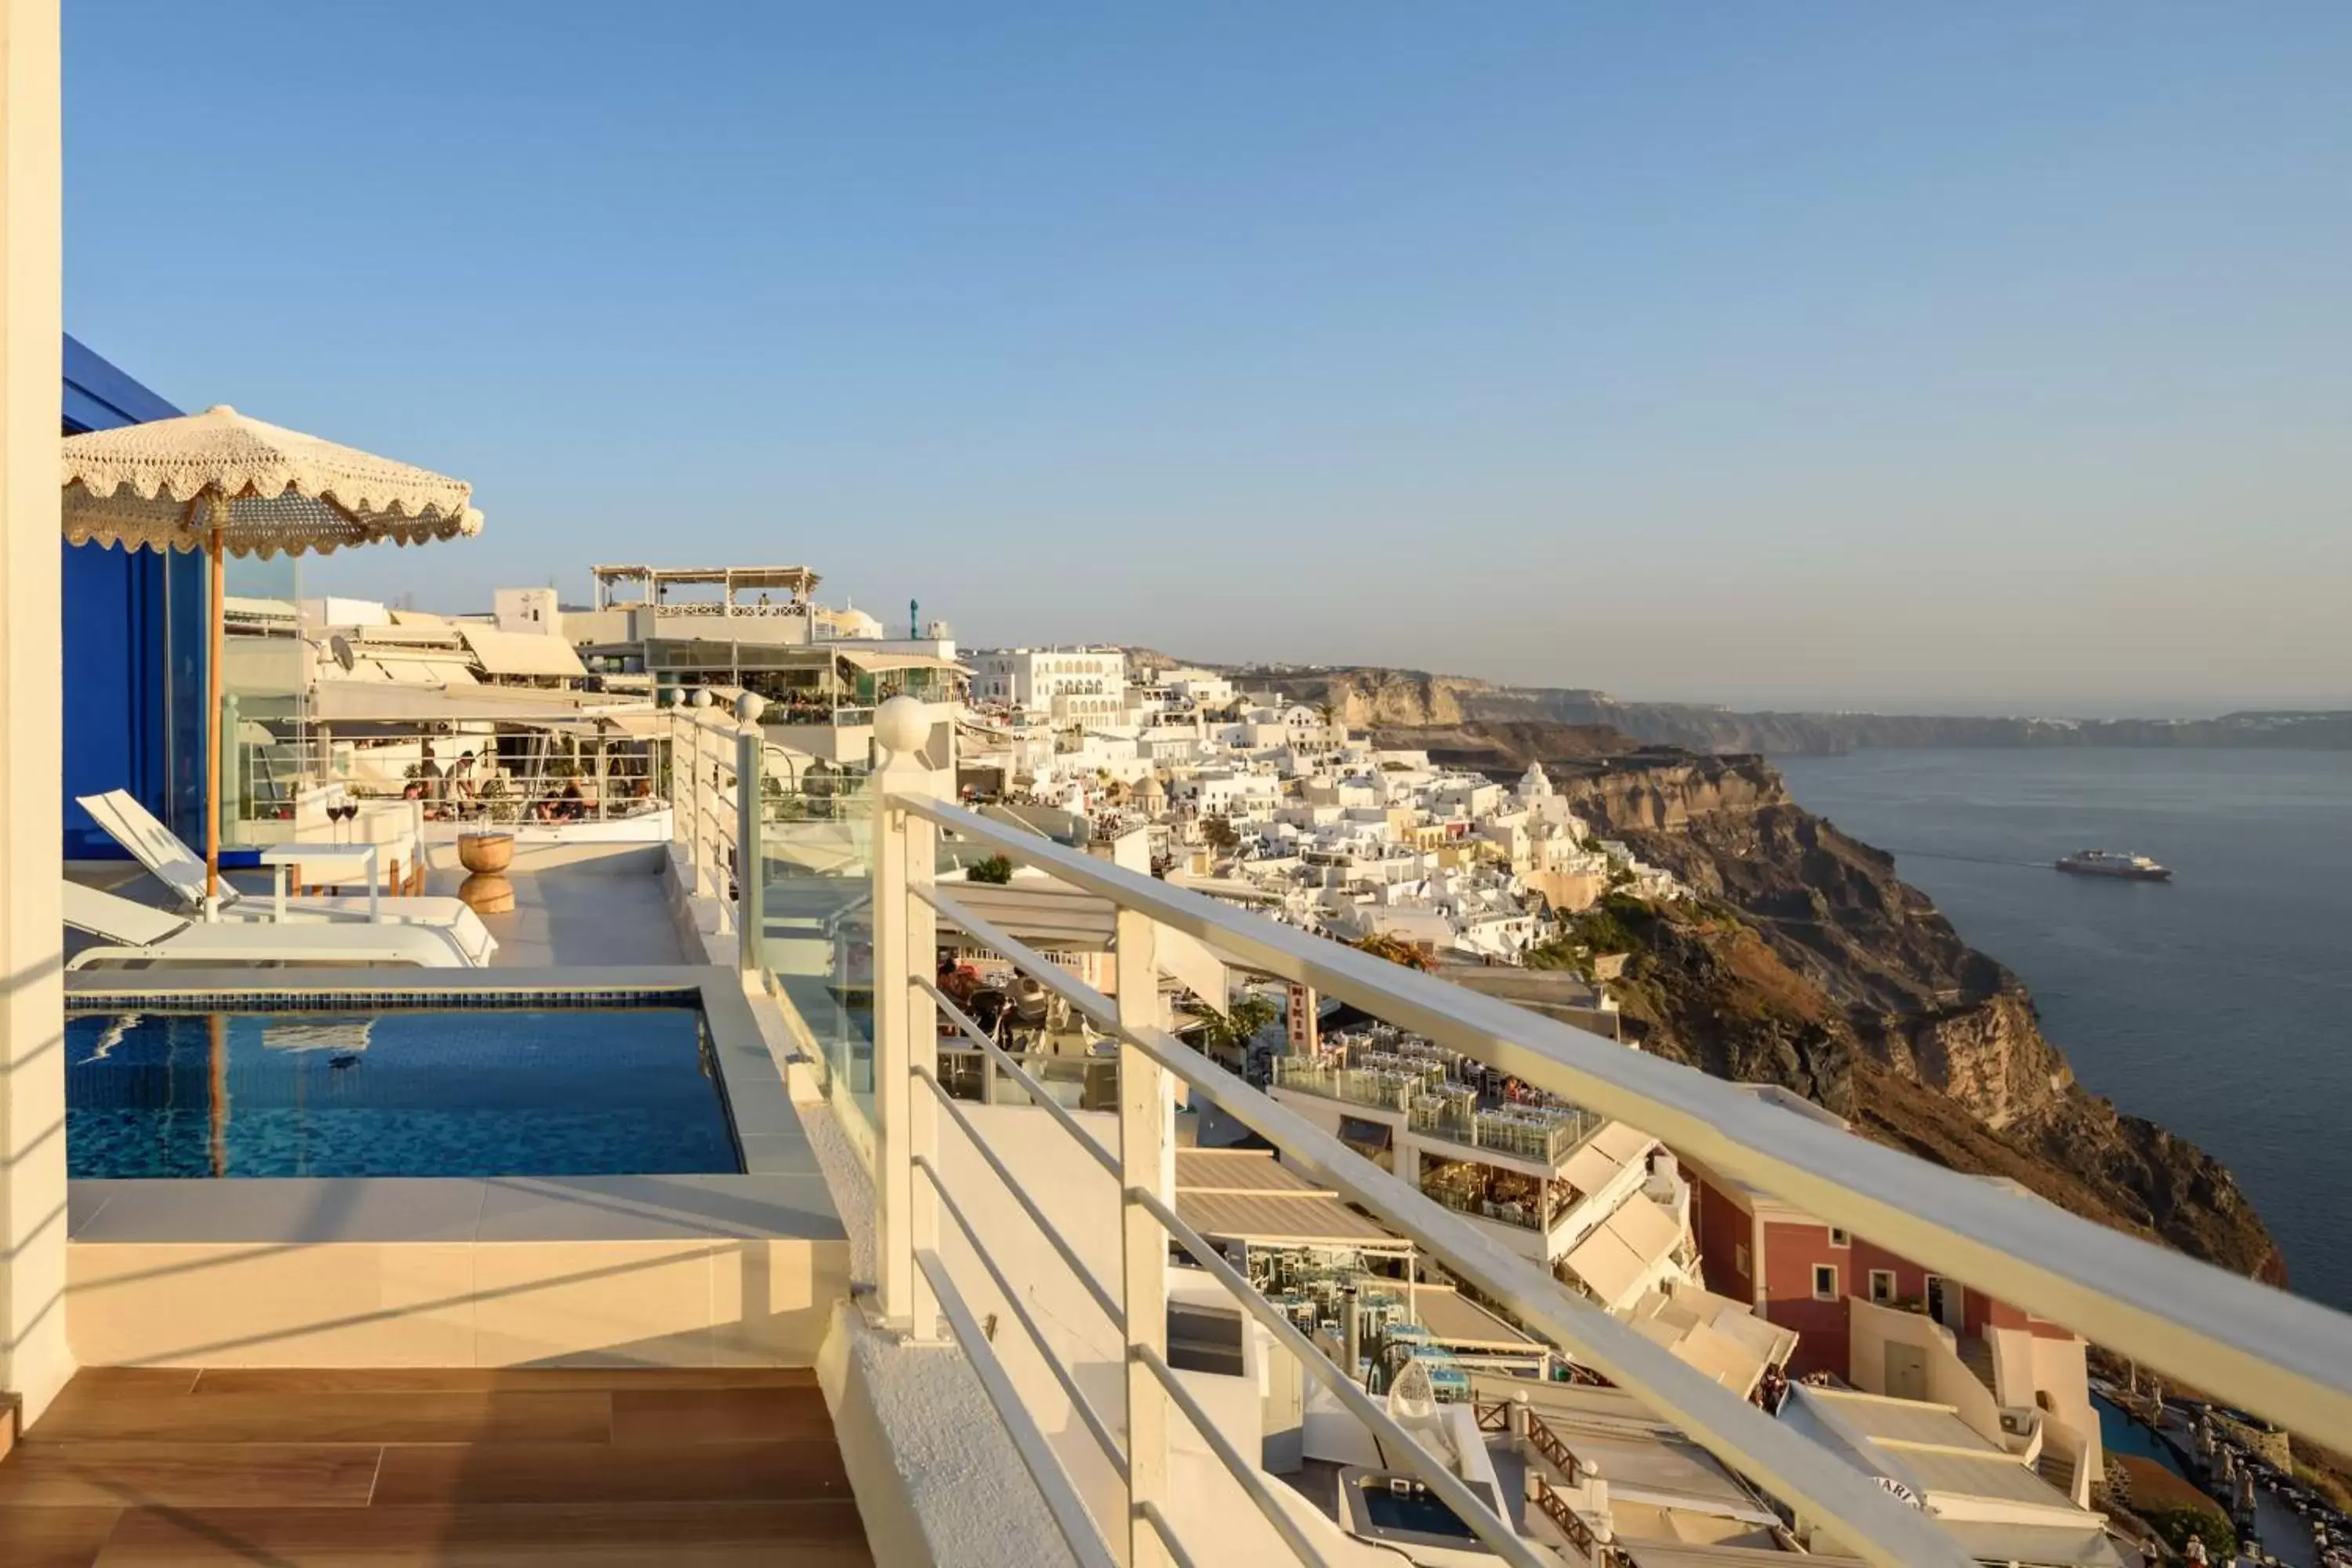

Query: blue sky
[64,3,2352,715]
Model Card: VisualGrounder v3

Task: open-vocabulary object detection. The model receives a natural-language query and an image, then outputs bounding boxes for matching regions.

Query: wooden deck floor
[0,1367,870,1566]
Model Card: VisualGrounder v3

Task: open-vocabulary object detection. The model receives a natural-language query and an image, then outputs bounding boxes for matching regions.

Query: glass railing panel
[757,754,877,1151]
[218,552,307,845]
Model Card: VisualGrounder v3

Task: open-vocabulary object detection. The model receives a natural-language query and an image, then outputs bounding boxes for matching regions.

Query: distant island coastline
[1153,657,2352,756]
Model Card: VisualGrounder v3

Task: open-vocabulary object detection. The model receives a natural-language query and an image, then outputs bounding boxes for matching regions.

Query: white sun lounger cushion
[62,882,472,968]
[75,789,497,964]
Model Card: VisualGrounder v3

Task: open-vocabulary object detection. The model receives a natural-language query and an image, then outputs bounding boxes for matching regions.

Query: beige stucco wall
[937,1103,1390,1564]
[1524,868,1606,915]
[0,0,72,1427]
[1848,1298,2014,1454]
[2029,1332,2103,1488]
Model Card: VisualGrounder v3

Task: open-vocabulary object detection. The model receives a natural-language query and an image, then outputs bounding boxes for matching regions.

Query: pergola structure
[590,563,820,611]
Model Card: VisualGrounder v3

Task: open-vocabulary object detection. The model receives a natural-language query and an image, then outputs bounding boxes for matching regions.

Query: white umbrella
[61,404,484,908]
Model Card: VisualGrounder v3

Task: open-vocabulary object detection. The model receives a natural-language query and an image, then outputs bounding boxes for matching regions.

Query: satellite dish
[329,633,356,671]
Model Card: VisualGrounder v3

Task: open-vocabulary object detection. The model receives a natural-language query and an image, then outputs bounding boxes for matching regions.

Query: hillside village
[963,646,1688,963]
[174,565,2234,1565]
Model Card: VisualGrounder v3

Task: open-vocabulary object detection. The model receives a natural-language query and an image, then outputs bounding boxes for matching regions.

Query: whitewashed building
[971,645,1128,724]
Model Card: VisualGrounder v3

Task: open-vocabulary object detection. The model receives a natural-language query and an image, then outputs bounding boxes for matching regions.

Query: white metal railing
[673,699,744,905]
[225,725,671,828]
[851,717,2352,1566]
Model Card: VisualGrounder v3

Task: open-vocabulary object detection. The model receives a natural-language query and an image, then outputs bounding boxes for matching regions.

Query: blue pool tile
[64,1007,739,1180]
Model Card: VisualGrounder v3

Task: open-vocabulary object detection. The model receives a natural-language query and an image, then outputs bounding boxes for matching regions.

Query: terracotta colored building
[1676,1086,2104,1497]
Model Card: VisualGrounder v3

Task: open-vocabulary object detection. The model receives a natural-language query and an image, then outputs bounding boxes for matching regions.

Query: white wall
[1846,1299,2014,1457]
[494,586,561,635]
[1,0,73,1425]
[935,1105,1348,1564]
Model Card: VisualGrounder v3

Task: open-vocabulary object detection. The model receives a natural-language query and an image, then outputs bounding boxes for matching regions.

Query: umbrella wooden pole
[209,1011,229,1177]
[205,506,224,914]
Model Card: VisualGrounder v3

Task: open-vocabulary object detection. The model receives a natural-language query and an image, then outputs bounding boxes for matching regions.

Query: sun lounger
[75,789,497,965]
[64,882,476,969]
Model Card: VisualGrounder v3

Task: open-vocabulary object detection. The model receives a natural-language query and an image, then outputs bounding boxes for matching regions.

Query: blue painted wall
[61,335,205,858]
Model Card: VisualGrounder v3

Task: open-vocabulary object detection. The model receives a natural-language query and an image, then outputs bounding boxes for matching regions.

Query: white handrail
[1131,1186,1552,1568]
[856,779,2352,1566]
[916,1245,1123,1568]
[913,1146,1131,1483]
[896,789,2352,1452]
[1134,1344,1332,1566]
[909,878,1969,1568]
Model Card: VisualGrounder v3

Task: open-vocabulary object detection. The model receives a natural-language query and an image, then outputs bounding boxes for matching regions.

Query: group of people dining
[399,742,653,823]
[935,956,1072,1051]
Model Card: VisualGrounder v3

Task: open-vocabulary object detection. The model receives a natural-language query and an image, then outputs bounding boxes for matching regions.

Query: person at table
[937,955,982,1006]
[1007,974,1052,1044]
[447,750,479,808]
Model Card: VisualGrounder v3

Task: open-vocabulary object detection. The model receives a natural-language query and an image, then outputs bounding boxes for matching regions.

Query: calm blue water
[2097,1394,2189,1478]
[1777,748,2352,1312]
[66,1007,739,1178]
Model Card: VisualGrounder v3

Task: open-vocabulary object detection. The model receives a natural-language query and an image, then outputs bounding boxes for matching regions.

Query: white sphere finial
[735,691,767,724]
[691,688,712,710]
[874,695,929,760]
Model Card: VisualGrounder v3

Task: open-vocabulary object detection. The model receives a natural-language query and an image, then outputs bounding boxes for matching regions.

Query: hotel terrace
[6,10,2352,1566]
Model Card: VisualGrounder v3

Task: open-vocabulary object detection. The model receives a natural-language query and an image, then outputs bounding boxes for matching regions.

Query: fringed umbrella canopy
[61,403,483,556]
[59,404,485,906]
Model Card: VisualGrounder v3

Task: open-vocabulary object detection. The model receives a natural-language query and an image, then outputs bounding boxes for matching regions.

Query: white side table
[260,843,381,923]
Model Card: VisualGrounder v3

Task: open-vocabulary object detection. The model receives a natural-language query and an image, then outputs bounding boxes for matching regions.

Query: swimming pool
[2097,1394,2190,1479]
[66,1001,742,1179]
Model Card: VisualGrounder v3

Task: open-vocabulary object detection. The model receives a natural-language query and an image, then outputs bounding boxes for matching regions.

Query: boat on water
[2056,849,2173,882]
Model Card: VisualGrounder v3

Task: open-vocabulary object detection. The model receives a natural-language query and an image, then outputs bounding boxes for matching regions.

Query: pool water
[1356,1477,1480,1541]
[2096,1394,2190,1479]
[66,1007,740,1178]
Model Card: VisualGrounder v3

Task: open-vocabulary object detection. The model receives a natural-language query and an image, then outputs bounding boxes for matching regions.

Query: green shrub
[2142,1502,2234,1561]
[967,855,1014,885]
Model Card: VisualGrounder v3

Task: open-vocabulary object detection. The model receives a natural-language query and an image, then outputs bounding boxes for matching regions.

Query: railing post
[873,697,941,1338]
[735,694,766,976]
[220,693,242,840]
[666,700,689,852]
[1116,906,1172,1568]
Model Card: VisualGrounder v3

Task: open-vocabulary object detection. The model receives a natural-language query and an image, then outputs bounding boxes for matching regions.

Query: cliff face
[1371,723,2282,1281]
[1236,665,2352,755]
[1264,667,1490,729]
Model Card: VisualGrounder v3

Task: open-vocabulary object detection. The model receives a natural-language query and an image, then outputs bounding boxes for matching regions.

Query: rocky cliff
[1373,722,2283,1282]
[1229,664,2352,755]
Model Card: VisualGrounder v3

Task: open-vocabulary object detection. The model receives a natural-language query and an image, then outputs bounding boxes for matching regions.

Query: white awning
[312,683,619,724]
[1173,1150,1405,1249]
[1408,1285,1542,1352]
[832,648,967,674]
[1929,1519,2124,1568]
[361,655,479,686]
[1563,1196,1684,1310]
[459,625,587,679]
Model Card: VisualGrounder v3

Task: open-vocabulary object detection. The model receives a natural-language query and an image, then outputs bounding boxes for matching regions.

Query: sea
[1774,747,2352,1313]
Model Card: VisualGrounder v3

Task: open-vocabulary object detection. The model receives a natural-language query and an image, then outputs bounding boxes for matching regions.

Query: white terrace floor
[66,840,693,970]
[421,847,691,968]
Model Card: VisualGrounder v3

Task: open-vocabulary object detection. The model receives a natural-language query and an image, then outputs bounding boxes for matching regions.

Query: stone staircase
[2036,1444,2079,1500]
[1958,1334,1998,1397]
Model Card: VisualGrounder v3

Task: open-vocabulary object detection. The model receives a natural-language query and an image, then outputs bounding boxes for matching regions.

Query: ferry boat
[2056,849,2172,881]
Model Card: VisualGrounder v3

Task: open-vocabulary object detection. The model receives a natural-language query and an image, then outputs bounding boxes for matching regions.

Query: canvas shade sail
[60,404,482,557]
